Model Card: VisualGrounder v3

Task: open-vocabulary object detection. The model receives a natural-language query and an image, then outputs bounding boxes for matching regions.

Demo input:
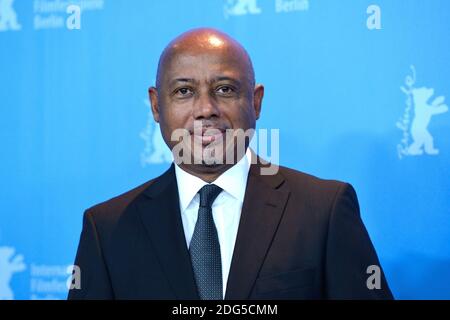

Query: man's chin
[198,162,224,169]
[192,156,227,167]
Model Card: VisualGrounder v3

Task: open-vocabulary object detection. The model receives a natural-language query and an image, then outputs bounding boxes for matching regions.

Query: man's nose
[193,90,221,119]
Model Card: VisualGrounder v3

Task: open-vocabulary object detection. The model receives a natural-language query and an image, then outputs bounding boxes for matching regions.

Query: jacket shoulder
[276,165,355,211]
[278,165,348,193]
[83,176,158,229]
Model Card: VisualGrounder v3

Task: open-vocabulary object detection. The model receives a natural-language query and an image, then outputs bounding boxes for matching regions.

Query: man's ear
[148,87,160,123]
[253,84,264,120]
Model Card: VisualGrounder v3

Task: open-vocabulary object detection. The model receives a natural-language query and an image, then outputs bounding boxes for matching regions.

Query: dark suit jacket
[68,158,393,300]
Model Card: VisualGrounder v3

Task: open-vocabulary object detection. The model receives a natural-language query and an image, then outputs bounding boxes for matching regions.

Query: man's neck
[175,149,250,183]
[176,163,234,183]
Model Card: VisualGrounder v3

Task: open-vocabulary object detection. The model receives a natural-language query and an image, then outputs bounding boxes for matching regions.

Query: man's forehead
[166,46,248,67]
[161,51,248,81]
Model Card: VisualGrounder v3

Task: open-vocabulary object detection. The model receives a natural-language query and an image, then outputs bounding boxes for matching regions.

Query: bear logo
[408,87,448,155]
[0,0,21,32]
[0,247,26,300]
[397,66,448,158]
[224,0,261,18]
[140,99,173,166]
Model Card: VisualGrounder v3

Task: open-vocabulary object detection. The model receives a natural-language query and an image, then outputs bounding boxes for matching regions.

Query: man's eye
[216,86,234,95]
[175,87,193,96]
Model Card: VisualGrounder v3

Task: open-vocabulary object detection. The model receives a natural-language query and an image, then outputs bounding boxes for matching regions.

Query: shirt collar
[174,147,252,213]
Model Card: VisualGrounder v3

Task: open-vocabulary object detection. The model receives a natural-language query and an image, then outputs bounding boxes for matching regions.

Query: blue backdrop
[1,0,449,299]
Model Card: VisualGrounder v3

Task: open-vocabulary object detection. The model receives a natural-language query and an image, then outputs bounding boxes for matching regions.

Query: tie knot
[198,184,223,208]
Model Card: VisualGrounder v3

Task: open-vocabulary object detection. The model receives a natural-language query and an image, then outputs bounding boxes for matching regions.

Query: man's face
[150,46,263,168]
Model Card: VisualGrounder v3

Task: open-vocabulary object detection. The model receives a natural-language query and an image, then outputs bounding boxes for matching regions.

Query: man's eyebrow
[169,78,197,87]
[212,76,241,86]
[168,76,242,87]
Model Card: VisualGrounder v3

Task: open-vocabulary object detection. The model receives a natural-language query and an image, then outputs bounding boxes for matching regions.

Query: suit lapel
[136,164,199,299]
[225,160,290,300]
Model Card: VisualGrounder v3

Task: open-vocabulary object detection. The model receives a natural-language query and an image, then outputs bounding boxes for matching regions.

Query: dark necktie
[189,184,223,300]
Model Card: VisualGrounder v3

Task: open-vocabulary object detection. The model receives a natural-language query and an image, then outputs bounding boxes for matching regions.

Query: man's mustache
[186,121,230,135]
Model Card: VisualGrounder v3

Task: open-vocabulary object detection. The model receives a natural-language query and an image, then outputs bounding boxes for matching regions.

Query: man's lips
[190,128,227,146]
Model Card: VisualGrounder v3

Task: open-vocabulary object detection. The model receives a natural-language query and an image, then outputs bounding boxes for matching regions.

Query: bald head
[155,28,255,90]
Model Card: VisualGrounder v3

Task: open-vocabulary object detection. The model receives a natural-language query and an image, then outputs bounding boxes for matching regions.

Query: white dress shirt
[174,148,252,299]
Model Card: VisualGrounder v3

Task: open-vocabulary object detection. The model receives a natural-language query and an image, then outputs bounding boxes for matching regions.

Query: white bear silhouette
[0,0,21,31]
[408,87,448,155]
[226,0,261,16]
[0,247,26,300]
[148,122,173,163]
[140,100,173,165]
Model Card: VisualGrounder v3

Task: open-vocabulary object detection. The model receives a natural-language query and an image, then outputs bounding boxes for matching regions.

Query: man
[68,28,393,300]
